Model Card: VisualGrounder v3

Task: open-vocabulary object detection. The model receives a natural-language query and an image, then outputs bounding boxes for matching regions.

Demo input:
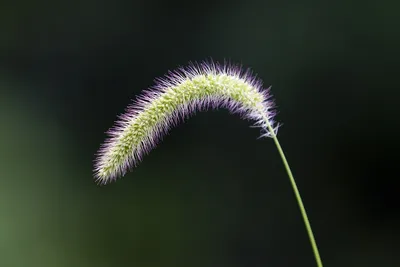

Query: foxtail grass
[94,60,323,267]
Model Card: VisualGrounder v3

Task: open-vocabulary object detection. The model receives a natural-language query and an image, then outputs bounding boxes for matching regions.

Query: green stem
[265,122,323,267]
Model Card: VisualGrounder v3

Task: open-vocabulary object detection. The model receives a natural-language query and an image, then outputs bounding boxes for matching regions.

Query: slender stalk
[264,121,323,267]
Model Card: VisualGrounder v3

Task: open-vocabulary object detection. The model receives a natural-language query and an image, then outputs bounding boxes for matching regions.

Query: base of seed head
[94,60,278,184]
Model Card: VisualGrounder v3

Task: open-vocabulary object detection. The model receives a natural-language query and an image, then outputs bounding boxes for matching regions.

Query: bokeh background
[1,0,399,266]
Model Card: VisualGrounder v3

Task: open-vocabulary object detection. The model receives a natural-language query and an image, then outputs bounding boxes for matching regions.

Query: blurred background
[1,0,399,266]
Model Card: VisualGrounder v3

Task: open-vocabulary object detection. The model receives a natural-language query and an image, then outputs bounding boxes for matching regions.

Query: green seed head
[94,61,278,184]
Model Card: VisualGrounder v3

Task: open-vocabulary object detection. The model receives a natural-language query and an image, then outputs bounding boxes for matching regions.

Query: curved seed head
[94,61,279,184]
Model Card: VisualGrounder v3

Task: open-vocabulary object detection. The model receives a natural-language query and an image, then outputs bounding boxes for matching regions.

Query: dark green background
[1,0,399,266]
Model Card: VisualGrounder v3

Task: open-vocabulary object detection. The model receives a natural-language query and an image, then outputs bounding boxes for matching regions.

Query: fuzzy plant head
[94,61,279,184]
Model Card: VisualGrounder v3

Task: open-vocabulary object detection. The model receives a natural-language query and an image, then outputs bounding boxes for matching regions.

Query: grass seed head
[94,61,278,184]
